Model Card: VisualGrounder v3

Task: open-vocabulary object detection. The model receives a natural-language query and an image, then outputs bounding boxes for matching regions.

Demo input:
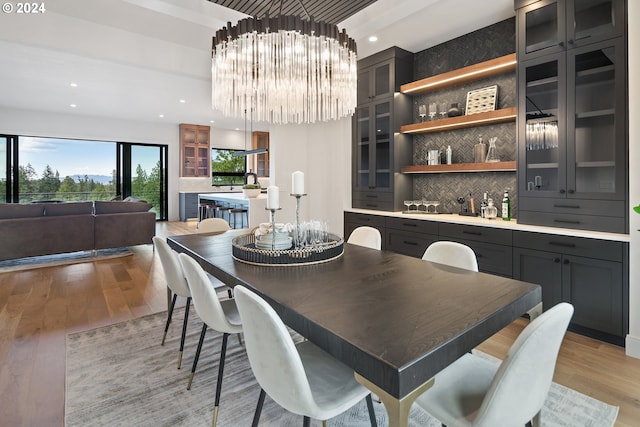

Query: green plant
[242,183,261,189]
[634,204,640,215]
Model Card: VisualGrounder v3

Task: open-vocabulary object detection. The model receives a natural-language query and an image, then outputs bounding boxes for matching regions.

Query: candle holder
[290,193,307,249]
[265,207,282,250]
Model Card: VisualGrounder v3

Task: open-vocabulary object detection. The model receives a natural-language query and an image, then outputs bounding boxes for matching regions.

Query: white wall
[0,107,246,220]
[268,118,352,236]
[626,0,640,358]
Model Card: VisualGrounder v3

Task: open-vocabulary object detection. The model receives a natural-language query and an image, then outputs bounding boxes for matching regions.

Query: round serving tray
[232,232,344,266]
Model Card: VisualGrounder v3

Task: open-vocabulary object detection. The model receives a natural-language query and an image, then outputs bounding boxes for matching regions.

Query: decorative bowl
[243,188,261,198]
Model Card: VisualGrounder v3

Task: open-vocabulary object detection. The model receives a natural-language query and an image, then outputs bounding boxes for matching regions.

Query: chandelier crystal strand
[212,16,357,124]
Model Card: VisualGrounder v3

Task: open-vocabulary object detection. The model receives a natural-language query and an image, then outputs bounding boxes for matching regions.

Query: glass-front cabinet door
[518,54,567,197]
[357,60,392,105]
[354,100,393,192]
[518,0,565,59]
[355,106,371,191]
[566,38,625,200]
[568,0,624,48]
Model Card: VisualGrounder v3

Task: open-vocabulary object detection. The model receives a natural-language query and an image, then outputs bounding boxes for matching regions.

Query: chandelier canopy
[211,15,357,125]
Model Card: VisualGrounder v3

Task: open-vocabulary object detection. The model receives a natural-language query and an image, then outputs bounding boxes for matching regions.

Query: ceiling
[208,0,378,24]
[0,0,515,131]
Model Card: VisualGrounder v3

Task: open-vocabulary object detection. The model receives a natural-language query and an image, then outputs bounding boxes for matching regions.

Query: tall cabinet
[515,0,627,233]
[179,124,210,177]
[353,47,413,211]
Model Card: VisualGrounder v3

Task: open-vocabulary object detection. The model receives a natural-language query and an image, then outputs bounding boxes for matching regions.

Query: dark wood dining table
[167,230,541,427]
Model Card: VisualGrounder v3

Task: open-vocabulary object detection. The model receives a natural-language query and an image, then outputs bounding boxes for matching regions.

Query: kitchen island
[199,192,269,228]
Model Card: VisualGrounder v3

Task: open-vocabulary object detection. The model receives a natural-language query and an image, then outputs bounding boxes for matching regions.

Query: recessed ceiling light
[70,82,78,87]
[210,120,215,123]
[235,128,240,131]
[179,99,186,103]
[368,36,378,42]
[159,114,164,118]
[70,104,77,108]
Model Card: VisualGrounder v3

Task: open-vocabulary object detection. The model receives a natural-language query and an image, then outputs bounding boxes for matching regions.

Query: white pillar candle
[292,171,304,195]
[267,185,279,210]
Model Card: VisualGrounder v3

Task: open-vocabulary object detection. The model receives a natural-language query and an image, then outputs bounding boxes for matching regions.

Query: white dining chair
[413,302,573,427]
[233,285,378,427]
[421,240,478,271]
[347,226,382,250]
[153,236,193,369]
[196,217,231,233]
[178,254,243,426]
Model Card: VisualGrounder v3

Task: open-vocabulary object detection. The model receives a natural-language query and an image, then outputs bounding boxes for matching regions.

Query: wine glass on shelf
[428,103,438,121]
[418,104,427,122]
[403,200,411,213]
[439,103,447,119]
[432,200,440,214]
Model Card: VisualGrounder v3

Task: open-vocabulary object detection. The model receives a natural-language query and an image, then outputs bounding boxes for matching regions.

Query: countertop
[345,208,630,242]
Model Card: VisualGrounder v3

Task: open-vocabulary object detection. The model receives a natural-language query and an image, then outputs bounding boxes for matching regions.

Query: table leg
[354,373,434,427]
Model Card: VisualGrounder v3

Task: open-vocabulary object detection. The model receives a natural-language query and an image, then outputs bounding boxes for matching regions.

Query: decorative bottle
[480,192,488,218]
[485,199,498,219]
[446,145,452,165]
[501,190,511,221]
[485,137,499,162]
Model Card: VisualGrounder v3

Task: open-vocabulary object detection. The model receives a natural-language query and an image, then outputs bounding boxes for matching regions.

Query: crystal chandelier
[211,14,357,125]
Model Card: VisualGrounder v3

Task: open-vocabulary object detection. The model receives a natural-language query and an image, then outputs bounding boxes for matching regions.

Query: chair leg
[251,389,266,427]
[212,332,229,427]
[177,297,191,369]
[303,416,310,427]
[187,323,208,390]
[162,293,178,346]
[365,394,378,427]
[237,333,244,347]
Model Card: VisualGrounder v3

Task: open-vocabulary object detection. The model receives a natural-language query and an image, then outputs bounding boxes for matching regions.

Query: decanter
[485,198,498,219]
[485,137,499,162]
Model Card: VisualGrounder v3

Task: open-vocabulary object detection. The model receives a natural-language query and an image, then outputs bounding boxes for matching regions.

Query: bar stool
[229,205,248,229]
[216,203,231,221]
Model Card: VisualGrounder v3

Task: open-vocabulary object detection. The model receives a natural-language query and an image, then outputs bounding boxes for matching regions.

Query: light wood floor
[0,221,638,426]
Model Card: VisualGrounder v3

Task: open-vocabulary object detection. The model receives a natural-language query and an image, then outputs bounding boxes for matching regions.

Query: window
[211,148,246,186]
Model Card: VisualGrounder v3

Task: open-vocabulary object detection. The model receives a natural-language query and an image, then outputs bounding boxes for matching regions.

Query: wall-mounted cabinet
[516,0,625,61]
[180,124,210,177]
[516,0,627,233]
[251,131,269,177]
[353,47,414,211]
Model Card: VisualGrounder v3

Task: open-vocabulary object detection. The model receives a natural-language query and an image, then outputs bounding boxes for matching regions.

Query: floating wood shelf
[402,161,516,174]
[400,53,517,95]
[400,107,517,134]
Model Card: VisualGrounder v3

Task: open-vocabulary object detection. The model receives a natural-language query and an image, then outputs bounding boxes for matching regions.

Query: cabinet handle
[403,241,418,246]
[365,204,378,208]
[559,189,566,194]
[553,204,580,209]
[554,258,561,263]
[402,223,417,227]
[568,189,575,194]
[553,219,580,225]
[549,241,576,248]
[563,259,570,265]
[462,230,482,236]
[476,253,483,258]
[558,41,565,47]
[365,194,378,199]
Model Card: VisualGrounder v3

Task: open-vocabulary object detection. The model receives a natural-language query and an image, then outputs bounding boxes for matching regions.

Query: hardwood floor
[0,220,638,426]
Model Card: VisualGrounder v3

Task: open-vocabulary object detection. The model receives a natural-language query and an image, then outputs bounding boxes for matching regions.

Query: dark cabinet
[516,0,625,61]
[516,2,627,233]
[513,231,627,343]
[385,217,438,258]
[439,223,513,277]
[344,212,387,250]
[353,47,413,211]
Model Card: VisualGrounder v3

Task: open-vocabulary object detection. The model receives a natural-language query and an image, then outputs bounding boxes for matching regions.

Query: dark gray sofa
[0,200,156,261]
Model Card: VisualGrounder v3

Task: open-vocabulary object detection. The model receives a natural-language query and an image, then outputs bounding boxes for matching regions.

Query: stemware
[428,103,438,121]
[418,104,427,122]
[403,200,411,212]
[439,103,448,119]
[432,200,440,213]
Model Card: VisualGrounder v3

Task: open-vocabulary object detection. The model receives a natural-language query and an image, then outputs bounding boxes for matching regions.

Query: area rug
[0,248,132,273]
[65,309,619,427]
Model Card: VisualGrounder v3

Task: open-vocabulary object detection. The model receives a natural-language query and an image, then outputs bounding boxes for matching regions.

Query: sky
[19,136,160,178]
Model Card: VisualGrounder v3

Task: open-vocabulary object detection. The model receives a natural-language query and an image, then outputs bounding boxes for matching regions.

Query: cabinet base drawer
[386,216,438,235]
[452,238,513,277]
[518,210,626,234]
[387,230,436,258]
[439,223,512,246]
[513,230,624,262]
[519,197,625,218]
